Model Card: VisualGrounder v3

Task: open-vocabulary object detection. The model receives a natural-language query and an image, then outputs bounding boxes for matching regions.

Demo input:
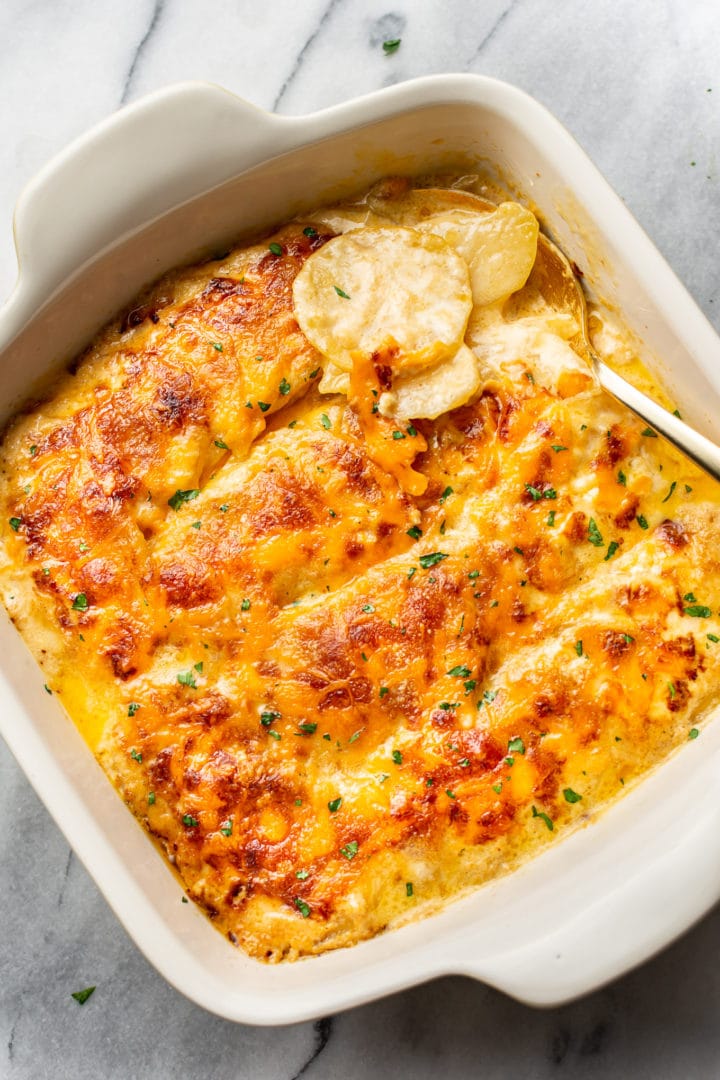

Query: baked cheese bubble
[292,225,472,376]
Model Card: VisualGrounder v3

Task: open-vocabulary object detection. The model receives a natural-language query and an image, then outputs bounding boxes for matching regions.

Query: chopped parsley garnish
[191,521,201,529]
[439,485,453,503]
[212,342,223,352]
[127,703,140,718]
[622,633,635,644]
[563,788,582,803]
[419,551,448,568]
[298,721,317,735]
[468,569,479,579]
[392,749,403,764]
[268,242,283,256]
[303,226,317,237]
[340,841,359,860]
[241,598,251,611]
[309,367,320,379]
[320,413,331,429]
[439,702,459,710]
[268,730,282,741]
[587,518,604,547]
[392,430,406,440]
[348,728,363,743]
[636,514,649,530]
[685,484,693,493]
[447,665,471,677]
[258,401,271,412]
[531,805,554,831]
[147,792,155,805]
[29,445,37,456]
[641,427,657,437]
[168,488,200,510]
[295,869,309,880]
[333,285,351,299]
[383,38,401,53]
[617,469,627,486]
[219,503,229,512]
[8,517,21,532]
[130,748,142,763]
[182,814,199,827]
[525,484,543,501]
[513,546,524,556]
[662,481,677,503]
[604,540,620,561]
[220,818,233,837]
[295,898,311,918]
[684,604,712,618]
[44,684,52,695]
[492,782,503,794]
[547,510,556,527]
[673,408,682,418]
[362,603,375,613]
[707,634,720,644]
[279,377,291,395]
[445,789,456,799]
[71,987,96,1005]
[551,445,568,453]
[177,670,197,688]
[328,797,342,813]
[260,710,280,726]
[407,425,418,437]
[575,640,583,657]
[464,679,476,694]
[379,686,389,698]
[72,593,89,611]
[508,736,525,755]
[684,592,696,602]
[689,727,700,740]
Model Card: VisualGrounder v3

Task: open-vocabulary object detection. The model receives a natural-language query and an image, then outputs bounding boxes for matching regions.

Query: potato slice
[293,226,472,375]
[379,344,482,420]
[368,187,539,307]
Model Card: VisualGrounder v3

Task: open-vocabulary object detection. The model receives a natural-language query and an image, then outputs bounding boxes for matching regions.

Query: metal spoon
[529,232,720,483]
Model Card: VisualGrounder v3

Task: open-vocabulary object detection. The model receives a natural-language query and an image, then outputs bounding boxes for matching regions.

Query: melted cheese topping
[2,181,720,964]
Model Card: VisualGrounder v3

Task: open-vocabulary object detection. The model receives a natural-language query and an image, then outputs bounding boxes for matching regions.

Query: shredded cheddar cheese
[1,179,720,963]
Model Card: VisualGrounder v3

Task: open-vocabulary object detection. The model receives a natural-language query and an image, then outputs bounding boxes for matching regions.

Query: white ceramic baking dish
[3,75,720,1025]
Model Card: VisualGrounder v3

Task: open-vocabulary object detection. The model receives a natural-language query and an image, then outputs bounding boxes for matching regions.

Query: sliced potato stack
[292,186,540,420]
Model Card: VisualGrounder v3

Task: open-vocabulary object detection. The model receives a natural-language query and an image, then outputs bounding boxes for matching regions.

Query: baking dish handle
[11,82,291,314]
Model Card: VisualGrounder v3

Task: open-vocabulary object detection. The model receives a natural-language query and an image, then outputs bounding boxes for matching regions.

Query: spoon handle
[597,359,720,484]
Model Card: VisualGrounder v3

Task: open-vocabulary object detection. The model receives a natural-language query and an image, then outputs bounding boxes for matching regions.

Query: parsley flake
[563,788,582,803]
[637,514,649,530]
[258,401,271,412]
[295,898,311,918]
[168,488,200,510]
[531,805,554,831]
[392,430,406,440]
[689,727,700,740]
[72,593,89,611]
[508,736,525,755]
[8,517,21,532]
[320,413,331,430]
[604,540,620,561]
[588,518,604,547]
[662,480,677,503]
[298,721,317,735]
[392,749,403,764]
[303,226,317,238]
[279,377,291,395]
[328,797,342,813]
[340,840,359,859]
[383,38,401,53]
[551,445,568,453]
[575,640,583,656]
[128,703,140,717]
[617,469,627,486]
[241,598,251,611]
[268,242,283,256]
[641,427,657,437]
[177,670,197,688]
[71,987,96,1005]
[333,285,351,299]
[419,551,448,568]
[220,818,233,837]
[684,605,712,618]
[447,665,471,677]
[182,814,199,827]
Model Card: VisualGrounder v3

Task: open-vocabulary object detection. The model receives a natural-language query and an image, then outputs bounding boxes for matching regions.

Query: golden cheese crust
[2,186,720,961]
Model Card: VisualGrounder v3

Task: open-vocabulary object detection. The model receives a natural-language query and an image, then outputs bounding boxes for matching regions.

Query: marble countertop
[2,1,720,1076]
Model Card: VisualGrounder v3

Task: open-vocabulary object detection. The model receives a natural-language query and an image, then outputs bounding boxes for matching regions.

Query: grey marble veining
[1,1,720,1076]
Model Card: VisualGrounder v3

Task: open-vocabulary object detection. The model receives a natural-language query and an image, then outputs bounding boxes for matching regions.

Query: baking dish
[3,74,720,1024]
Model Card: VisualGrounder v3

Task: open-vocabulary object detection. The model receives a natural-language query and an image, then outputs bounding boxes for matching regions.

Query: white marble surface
[1,1,720,1076]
